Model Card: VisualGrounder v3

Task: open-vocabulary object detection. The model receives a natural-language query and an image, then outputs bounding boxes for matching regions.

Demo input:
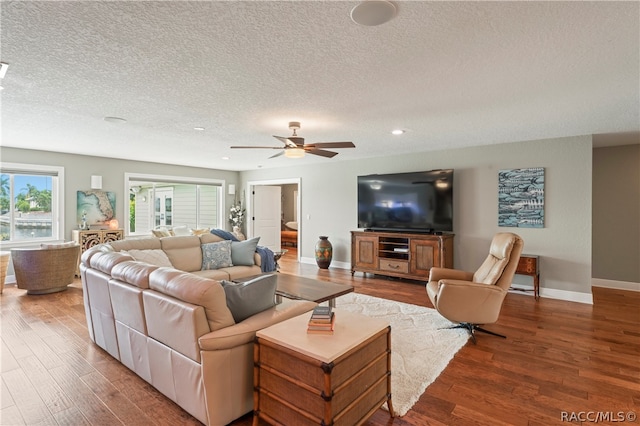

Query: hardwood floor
[2,249,638,425]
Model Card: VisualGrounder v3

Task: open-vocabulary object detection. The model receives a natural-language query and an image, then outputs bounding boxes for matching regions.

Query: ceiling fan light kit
[230,121,355,159]
[284,147,305,158]
[350,0,397,26]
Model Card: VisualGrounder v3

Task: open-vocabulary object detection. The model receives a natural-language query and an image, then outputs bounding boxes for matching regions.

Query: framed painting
[77,190,116,228]
[498,167,544,228]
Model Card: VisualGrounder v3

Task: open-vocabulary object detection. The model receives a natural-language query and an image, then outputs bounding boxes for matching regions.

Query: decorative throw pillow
[151,228,172,238]
[190,227,210,236]
[231,237,260,266]
[220,274,277,322]
[201,240,233,270]
[123,249,173,267]
[171,225,191,236]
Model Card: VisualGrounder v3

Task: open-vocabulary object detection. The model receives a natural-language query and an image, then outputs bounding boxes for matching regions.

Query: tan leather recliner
[426,232,523,343]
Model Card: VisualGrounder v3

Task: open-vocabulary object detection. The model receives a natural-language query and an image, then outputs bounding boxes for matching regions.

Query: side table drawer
[517,256,537,274]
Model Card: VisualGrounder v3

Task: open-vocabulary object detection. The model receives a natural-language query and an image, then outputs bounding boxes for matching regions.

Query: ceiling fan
[231,122,355,159]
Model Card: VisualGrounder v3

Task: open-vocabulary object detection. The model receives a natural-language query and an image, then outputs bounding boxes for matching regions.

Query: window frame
[0,162,65,248]
[124,172,226,237]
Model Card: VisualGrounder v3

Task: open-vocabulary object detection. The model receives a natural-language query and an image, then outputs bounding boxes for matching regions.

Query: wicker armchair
[11,244,81,294]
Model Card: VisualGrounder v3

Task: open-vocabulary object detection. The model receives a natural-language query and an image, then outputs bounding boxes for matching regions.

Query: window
[126,173,223,236]
[0,163,64,244]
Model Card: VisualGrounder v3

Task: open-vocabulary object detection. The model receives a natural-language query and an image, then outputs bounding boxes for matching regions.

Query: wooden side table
[254,309,393,425]
[513,254,540,299]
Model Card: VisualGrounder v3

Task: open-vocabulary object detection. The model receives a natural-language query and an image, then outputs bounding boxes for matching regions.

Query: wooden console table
[72,228,124,275]
[512,254,540,299]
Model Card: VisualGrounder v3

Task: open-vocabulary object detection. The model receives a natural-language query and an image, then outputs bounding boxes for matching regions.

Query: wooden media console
[351,230,454,280]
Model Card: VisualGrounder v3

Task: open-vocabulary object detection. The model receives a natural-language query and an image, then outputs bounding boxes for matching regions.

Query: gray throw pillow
[221,274,277,322]
[201,240,233,270]
[231,237,260,266]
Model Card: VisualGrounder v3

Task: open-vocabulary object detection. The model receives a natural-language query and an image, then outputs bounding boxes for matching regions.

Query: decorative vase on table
[315,236,333,269]
[232,225,246,241]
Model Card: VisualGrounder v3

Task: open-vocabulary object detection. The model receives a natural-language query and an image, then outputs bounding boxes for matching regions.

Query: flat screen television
[357,169,454,233]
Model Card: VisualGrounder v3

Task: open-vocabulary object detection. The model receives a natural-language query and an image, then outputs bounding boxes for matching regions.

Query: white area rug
[335,292,469,416]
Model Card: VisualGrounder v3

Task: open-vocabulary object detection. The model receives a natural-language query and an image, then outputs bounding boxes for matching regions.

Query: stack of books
[307,305,336,335]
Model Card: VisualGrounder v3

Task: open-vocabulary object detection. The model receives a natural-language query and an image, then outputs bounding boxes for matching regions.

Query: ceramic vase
[232,226,246,241]
[315,236,333,269]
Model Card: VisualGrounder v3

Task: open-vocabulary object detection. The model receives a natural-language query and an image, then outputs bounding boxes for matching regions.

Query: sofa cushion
[149,268,235,331]
[220,274,277,322]
[199,233,226,244]
[160,235,202,272]
[89,251,135,274]
[202,240,233,270]
[123,249,173,267]
[111,260,158,289]
[231,237,260,266]
[110,237,162,252]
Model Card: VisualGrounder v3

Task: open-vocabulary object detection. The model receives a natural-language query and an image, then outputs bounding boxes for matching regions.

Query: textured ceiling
[1,1,638,171]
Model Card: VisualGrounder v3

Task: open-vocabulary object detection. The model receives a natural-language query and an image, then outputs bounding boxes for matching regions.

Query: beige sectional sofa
[79,234,316,425]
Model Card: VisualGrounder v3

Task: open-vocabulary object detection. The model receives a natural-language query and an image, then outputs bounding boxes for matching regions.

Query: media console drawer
[379,259,409,274]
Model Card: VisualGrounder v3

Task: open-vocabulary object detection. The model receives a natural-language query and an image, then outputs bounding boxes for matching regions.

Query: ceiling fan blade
[273,135,298,148]
[269,151,285,159]
[305,148,338,158]
[230,146,284,149]
[305,141,355,149]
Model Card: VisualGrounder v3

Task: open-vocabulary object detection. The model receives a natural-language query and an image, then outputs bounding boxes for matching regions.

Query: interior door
[252,185,281,251]
[154,188,173,227]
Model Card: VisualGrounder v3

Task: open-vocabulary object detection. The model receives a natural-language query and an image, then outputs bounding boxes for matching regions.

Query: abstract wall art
[498,167,544,228]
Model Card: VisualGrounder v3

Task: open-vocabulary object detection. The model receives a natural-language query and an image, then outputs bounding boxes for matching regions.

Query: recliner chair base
[447,322,506,344]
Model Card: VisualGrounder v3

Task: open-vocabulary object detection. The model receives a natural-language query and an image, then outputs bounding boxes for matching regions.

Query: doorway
[154,188,174,227]
[247,178,301,261]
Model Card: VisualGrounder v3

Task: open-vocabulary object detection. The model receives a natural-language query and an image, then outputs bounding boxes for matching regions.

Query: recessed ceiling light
[350,0,397,26]
[222,156,230,160]
[194,127,205,131]
[104,116,127,124]
[391,129,405,135]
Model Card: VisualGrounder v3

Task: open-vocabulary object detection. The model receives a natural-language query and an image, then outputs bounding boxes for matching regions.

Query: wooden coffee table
[253,308,393,426]
[274,273,354,307]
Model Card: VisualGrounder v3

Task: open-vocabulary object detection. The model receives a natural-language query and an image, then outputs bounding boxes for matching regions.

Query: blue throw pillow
[231,237,260,266]
[221,274,277,322]
[201,240,233,270]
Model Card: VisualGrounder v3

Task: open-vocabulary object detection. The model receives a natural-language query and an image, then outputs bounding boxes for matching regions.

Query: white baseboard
[592,278,640,292]
[300,258,598,304]
[4,274,16,285]
[509,284,593,304]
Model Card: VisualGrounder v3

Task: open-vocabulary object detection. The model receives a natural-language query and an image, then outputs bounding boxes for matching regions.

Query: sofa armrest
[253,252,262,267]
[198,299,316,351]
[428,267,474,282]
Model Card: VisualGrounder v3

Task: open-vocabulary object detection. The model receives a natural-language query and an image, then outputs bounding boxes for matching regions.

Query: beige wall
[281,184,298,224]
[241,135,593,299]
[4,135,618,300]
[592,144,640,283]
